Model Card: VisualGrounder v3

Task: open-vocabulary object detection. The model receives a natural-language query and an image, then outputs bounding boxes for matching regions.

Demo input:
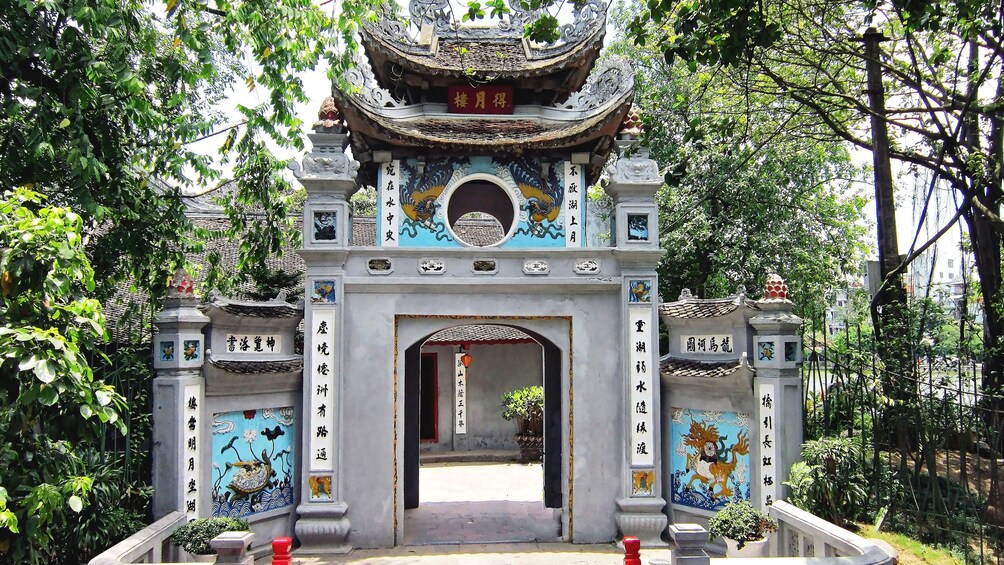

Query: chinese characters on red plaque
[447,85,514,115]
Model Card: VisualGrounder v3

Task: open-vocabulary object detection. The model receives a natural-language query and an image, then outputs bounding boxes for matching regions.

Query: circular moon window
[446,179,516,247]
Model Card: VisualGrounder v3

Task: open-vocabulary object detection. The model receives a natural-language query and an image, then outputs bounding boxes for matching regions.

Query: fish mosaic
[212,407,295,518]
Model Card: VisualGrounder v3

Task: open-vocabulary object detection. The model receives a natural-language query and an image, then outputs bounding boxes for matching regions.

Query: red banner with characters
[447,85,514,114]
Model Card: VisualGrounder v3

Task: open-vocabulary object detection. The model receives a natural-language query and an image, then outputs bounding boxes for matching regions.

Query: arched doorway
[401,323,565,543]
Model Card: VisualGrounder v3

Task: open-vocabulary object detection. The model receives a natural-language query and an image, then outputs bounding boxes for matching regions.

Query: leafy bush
[706,501,777,549]
[785,436,868,527]
[501,385,544,435]
[50,451,151,562]
[169,517,250,555]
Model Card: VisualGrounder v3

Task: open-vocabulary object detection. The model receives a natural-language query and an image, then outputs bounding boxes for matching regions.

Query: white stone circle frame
[438,169,524,248]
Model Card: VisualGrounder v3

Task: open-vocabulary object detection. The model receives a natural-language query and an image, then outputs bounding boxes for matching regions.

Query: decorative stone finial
[314,96,346,132]
[168,268,195,298]
[618,105,644,139]
[678,288,693,300]
[763,274,790,301]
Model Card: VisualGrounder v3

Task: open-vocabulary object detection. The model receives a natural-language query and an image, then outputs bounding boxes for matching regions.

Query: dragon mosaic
[670,408,751,512]
[508,159,563,239]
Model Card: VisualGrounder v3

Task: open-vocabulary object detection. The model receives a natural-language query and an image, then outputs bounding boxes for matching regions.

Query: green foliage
[605,14,868,312]
[706,501,777,549]
[244,267,303,302]
[0,189,127,563]
[501,385,544,435]
[168,517,250,555]
[785,437,868,527]
[49,451,151,562]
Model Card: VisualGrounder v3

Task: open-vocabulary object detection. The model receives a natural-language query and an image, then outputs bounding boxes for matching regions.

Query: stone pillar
[210,531,255,565]
[749,275,804,510]
[290,98,359,553]
[607,131,668,547]
[668,524,710,565]
[152,268,210,520]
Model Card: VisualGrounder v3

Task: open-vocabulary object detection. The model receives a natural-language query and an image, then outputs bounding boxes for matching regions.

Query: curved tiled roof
[208,358,304,374]
[425,324,536,344]
[659,297,760,319]
[659,357,746,379]
[206,301,303,319]
[336,55,633,185]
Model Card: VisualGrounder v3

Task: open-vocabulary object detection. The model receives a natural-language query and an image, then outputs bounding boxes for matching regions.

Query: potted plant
[169,517,250,561]
[707,500,778,557]
[501,385,544,462]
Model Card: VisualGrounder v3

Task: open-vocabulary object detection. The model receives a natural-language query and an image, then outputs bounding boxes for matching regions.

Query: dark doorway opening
[403,325,563,512]
[420,353,438,443]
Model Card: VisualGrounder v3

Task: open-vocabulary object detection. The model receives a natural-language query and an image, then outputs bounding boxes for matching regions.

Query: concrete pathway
[270,461,675,564]
[290,542,674,564]
[404,461,559,545]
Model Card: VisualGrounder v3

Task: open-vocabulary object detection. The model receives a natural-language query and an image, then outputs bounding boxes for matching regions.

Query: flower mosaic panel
[183,339,200,361]
[311,280,337,304]
[308,474,333,502]
[628,280,652,303]
[757,340,775,361]
[784,341,797,362]
[669,407,751,512]
[631,468,655,496]
[211,407,295,518]
[159,340,175,362]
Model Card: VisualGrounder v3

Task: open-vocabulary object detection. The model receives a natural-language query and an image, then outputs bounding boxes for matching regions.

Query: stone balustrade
[764,500,896,564]
[89,501,895,565]
[88,511,186,564]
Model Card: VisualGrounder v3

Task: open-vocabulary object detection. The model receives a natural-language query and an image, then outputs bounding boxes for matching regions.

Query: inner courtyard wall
[423,342,544,453]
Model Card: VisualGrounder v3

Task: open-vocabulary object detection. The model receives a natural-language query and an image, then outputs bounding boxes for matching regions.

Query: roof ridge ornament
[554,57,631,111]
[344,51,405,110]
[371,0,607,53]
[762,274,791,302]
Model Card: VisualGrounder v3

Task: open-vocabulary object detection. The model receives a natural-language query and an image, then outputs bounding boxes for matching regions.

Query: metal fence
[801,315,1003,564]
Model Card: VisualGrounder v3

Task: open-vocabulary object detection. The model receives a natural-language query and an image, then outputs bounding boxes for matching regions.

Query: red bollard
[272,536,293,565]
[623,536,641,565]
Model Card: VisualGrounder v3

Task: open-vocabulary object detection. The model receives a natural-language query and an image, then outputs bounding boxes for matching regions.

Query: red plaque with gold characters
[447,85,514,114]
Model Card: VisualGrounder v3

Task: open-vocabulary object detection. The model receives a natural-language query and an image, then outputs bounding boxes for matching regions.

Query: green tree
[612,0,1004,442]
[606,15,869,312]
[1,0,381,559]
[0,189,126,562]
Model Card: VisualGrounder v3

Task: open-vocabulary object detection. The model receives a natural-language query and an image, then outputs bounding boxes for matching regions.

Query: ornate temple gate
[148,1,806,550]
[287,0,671,547]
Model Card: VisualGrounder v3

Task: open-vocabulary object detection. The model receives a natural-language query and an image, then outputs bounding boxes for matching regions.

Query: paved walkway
[275,461,675,564]
[404,462,559,545]
[290,542,674,564]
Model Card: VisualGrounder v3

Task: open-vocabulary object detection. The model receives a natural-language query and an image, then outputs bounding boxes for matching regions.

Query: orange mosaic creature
[683,419,749,499]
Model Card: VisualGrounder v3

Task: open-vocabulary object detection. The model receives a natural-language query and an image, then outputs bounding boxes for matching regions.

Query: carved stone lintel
[616,497,669,547]
[290,142,360,183]
[295,502,351,554]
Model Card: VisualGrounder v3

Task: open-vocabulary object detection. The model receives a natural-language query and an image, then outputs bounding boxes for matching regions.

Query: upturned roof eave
[334,85,632,182]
